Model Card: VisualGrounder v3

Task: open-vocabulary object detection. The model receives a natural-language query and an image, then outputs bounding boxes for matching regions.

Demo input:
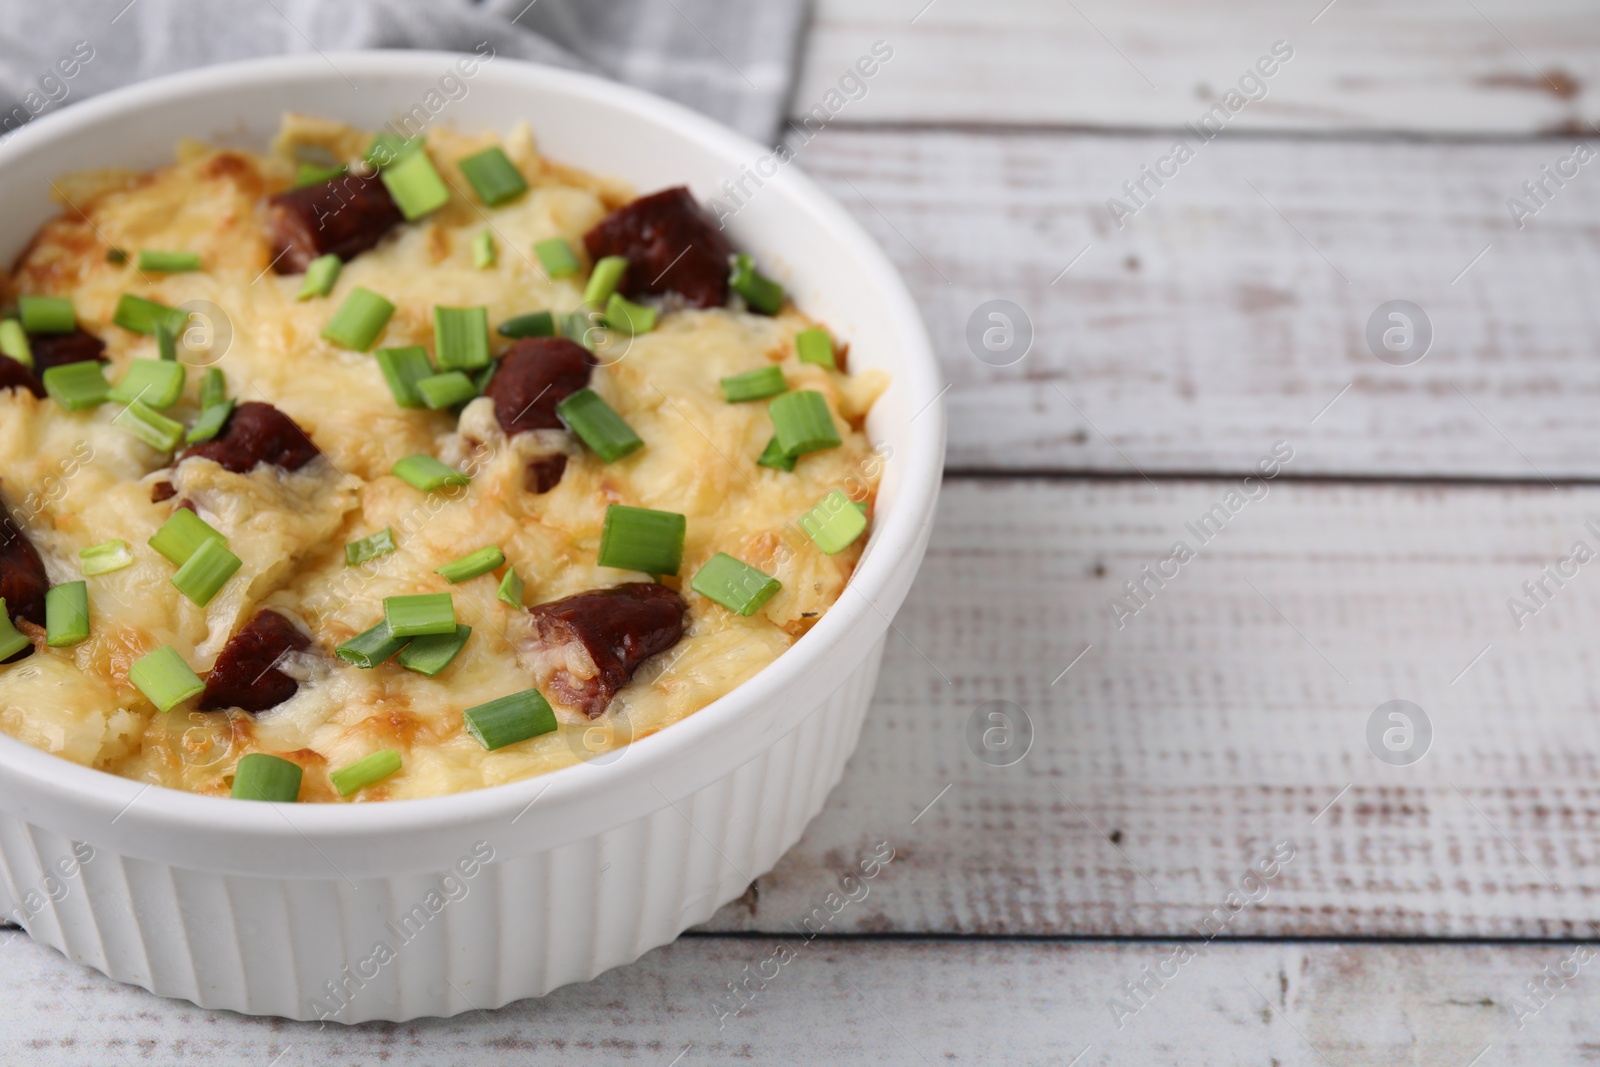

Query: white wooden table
[10,2,1600,1062]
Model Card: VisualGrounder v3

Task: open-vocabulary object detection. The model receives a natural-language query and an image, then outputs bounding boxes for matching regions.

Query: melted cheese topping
[0,117,886,801]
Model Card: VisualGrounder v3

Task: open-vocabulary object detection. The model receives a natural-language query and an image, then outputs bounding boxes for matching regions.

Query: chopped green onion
[185,399,234,444]
[322,287,394,351]
[392,454,470,492]
[0,600,29,660]
[79,540,133,576]
[584,256,629,306]
[365,132,421,169]
[110,359,185,408]
[720,365,786,403]
[597,504,686,575]
[799,489,868,554]
[396,623,472,677]
[604,292,657,335]
[768,390,841,459]
[0,320,32,367]
[114,399,185,452]
[498,311,554,339]
[380,148,451,220]
[18,295,75,334]
[435,545,504,583]
[562,308,605,350]
[462,689,557,751]
[149,508,224,565]
[757,435,797,472]
[416,371,478,409]
[170,537,241,606]
[155,320,177,362]
[137,250,202,273]
[374,346,435,408]
[335,621,410,668]
[44,581,90,647]
[106,248,127,265]
[199,367,227,409]
[690,553,781,616]
[297,254,342,301]
[459,146,528,206]
[345,527,397,567]
[794,327,836,369]
[556,388,643,462]
[472,230,496,270]
[230,753,302,802]
[42,361,110,411]
[433,306,490,370]
[496,566,524,607]
[329,749,401,796]
[534,237,581,278]
[385,592,455,637]
[129,645,205,712]
[113,294,187,336]
[295,162,347,188]
[473,360,498,394]
[855,500,869,514]
[729,254,783,314]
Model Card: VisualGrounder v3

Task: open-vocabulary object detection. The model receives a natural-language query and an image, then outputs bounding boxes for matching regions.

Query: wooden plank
[797,0,1600,134]
[790,127,1600,477]
[3,928,1594,1065]
[692,479,1600,938]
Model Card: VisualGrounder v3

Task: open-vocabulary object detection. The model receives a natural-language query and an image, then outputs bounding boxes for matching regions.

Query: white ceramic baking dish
[0,52,943,1021]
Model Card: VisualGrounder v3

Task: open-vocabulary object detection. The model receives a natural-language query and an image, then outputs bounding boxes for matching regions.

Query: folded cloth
[0,0,807,144]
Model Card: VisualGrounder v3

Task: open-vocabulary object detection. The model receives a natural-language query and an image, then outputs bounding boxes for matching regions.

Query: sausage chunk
[179,401,319,473]
[30,330,106,375]
[199,610,311,712]
[265,172,404,274]
[519,582,687,718]
[583,186,734,309]
[0,507,48,662]
[524,454,567,494]
[485,337,593,435]
[0,355,42,398]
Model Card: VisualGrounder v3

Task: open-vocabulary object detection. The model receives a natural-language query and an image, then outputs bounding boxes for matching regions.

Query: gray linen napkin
[0,0,807,144]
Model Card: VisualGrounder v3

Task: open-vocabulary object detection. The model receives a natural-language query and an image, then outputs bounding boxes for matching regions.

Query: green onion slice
[322,287,395,351]
[794,327,836,369]
[18,295,75,334]
[381,148,451,220]
[533,237,581,278]
[110,359,185,408]
[113,399,185,452]
[185,399,235,444]
[335,621,410,668]
[392,454,470,492]
[112,294,187,336]
[799,489,869,554]
[385,592,456,637]
[129,645,205,712]
[720,365,786,403]
[584,256,629,306]
[435,545,504,583]
[498,311,555,339]
[79,539,133,576]
[106,248,128,265]
[556,388,643,463]
[374,346,435,409]
[297,254,342,301]
[729,254,784,314]
[459,146,528,206]
[472,230,496,270]
[462,689,557,751]
[45,581,90,647]
[768,390,841,459]
[0,599,30,661]
[231,753,302,802]
[329,749,402,796]
[433,306,490,370]
[365,133,421,168]
[294,162,347,188]
[170,537,242,607]
[199,367,227,410]
[148,508,224,565]
[137,250,202,273]
[396,623,472,677]
[757,435,797,472]
[345,527,397,567]
[604,292,657,335]
[597,504,686,576]
[42,361,110,411]
[496,566,525,607]
[416,371,478,410]
[155,320,177,362]
[0,320,32,367]
[690,553,782,616]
